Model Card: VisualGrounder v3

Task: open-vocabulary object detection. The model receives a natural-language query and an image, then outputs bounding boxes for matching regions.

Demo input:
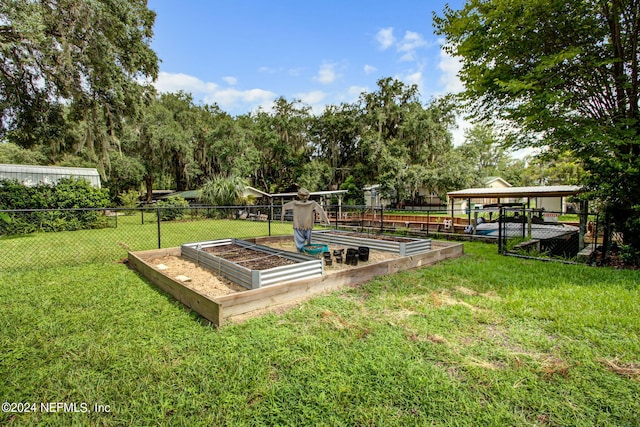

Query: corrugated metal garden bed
[312,230,432,256]
[181,239,323,290]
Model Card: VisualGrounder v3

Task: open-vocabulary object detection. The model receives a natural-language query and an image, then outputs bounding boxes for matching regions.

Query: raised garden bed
[311,230,432,256]
[181,239,323,290]
[128,237,464,327]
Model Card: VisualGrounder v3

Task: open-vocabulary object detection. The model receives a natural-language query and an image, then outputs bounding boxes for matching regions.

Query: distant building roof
[270,189,348,198]
[244,186,271,198]
[483,177,512,188]
[157,186,272,201]
[447,185,583,199]
[0,163,101,188]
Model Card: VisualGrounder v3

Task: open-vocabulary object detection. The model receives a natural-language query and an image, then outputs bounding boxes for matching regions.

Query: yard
[1,220,639,426]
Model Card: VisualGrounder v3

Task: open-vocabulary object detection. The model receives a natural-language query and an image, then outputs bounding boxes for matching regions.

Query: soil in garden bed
[150,255,245,299]
[202,243,298,270]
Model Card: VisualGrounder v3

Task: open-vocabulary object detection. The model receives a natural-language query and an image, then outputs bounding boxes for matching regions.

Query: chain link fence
[1,204,464,272]
[495,207,601,264]
[4,202,610,271]
[0,206,279,271]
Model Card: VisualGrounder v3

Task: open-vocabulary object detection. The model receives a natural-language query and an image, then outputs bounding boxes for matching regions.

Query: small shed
[0,164,101,188]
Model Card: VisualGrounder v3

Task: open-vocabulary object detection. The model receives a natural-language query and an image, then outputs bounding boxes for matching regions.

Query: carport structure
[447,185,589,246]
[447,185,584,212]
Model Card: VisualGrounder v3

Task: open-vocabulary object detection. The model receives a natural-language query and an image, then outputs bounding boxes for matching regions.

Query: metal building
[0,164,101,188]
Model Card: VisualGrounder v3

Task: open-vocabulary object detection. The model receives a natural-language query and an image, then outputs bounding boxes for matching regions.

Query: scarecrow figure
[281,188,330,252]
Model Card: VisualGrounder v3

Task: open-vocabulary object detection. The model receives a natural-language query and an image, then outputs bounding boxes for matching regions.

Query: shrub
[155,196,190,221]
[119,189,141,211]
[0,178,110,235]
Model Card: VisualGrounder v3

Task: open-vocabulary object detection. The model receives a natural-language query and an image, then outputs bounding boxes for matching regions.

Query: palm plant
[198,175,248,207]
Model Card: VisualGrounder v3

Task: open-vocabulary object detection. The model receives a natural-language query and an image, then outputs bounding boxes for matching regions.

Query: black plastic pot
[346,248,359,266]
[358,246,370,262]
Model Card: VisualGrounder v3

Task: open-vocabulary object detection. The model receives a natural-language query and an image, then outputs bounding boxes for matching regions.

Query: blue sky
[148,0,468,141]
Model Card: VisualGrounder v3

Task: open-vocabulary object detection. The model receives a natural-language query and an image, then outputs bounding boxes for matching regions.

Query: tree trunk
[144,175,154,203]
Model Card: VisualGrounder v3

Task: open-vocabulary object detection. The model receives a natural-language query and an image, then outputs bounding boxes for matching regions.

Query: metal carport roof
[447,185,583,200]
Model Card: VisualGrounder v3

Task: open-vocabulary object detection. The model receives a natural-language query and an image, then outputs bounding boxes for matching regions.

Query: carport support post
[498,206,503,253]
[450,198,455,229]
[579,200,588,250]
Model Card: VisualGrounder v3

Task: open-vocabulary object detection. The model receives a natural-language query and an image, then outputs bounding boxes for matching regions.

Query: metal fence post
[498,207,503,254]
[156,207,161,249]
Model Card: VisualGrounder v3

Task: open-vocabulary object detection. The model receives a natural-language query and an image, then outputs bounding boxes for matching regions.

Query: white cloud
[375,27,395,50]
[348,85,368,98]
[364,64,377,75]
[205,88,275,105]
[315,63,338,84]
[222,76,237,85]
[398,31,428,61]
[258,66,278,73]
[296,90,327,105]
[154,71,275,113]
[451,116,471,147]
[399,31,427,51]
[154,72,218,94]
[404,70,423,87]
[437,46,464,94]
[429,43,469,146]
[288,67,305,77]
[295,90,328,114]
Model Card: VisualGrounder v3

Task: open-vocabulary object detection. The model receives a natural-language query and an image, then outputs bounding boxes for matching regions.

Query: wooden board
[128,248,222,325]
[128,240,464,327]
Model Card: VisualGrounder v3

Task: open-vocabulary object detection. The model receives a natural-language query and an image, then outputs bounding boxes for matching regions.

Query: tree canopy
[435,0,640,247]
[1,0,158,169]
[1,0,589,218]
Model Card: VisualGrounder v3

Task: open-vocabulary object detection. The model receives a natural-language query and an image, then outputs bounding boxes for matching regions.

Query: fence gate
[498,207,599,263]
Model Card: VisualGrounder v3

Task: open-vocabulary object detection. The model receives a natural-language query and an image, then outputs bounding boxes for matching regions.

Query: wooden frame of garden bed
[128,238,464,327]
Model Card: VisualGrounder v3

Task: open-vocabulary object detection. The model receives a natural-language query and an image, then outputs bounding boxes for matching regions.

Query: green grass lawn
[1,223,639,426]
[0,213,293,271]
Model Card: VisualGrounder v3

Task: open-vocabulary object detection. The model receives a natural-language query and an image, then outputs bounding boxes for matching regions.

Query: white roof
[0,164,101,188]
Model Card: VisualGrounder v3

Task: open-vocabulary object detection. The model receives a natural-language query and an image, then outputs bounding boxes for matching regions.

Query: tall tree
[457,124,516,178]
[137,97,188,202]
[194,106,259,185]
[1,0,158,170]
[358,78,459,204]
[309,102,362,188]
[435,0,640,248]
[251,97,311,192]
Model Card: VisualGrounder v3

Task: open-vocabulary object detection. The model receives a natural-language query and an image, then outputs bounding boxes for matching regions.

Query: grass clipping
[600,358,640,381]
